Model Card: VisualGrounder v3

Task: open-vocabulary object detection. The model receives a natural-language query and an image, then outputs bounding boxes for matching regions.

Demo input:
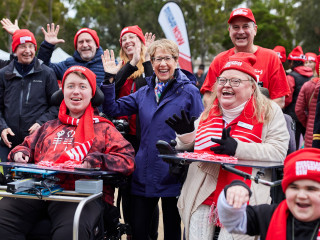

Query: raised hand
[165,110,196,135]
[101,49,122,78]
[41,23,65,45]
[145,32,155,61]
[1,18,19,35]
[210,127,238,156]
[226,185,250,209]
[130,37,142,66]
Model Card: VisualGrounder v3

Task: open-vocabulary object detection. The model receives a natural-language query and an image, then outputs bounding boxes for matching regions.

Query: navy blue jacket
[37,41,105,86]
[0,58,59,147]
[101,69,203,197]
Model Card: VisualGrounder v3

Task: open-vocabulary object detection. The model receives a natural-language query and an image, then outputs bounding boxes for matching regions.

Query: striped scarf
[56,100,113,164]
[195,96,263,225]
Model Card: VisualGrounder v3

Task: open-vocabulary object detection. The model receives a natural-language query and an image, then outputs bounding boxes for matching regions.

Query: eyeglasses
[151,56,175,63]
[217,77,252,87]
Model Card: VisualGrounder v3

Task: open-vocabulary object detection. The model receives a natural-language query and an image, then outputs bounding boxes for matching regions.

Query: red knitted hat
[282,148,320,192]
[74,28,100,49]
[228,8,256,24]
[219,52,257,81]
[119,25,146,46]
[12,29,37,52]
[287,46,306,61]
[273,46,286,63]
[62,66,96,95]
[305,52,317,62]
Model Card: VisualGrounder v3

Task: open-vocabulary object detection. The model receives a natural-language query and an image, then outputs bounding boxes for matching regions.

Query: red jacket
[295,77,320,148]
[9,118,135,204]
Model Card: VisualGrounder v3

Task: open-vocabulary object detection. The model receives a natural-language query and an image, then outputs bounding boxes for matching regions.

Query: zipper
[19,80,24,115]
[26,82,31,104]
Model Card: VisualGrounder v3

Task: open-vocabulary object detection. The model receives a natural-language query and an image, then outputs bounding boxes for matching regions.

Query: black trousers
[0,197,103,240]
[130,195,181,240]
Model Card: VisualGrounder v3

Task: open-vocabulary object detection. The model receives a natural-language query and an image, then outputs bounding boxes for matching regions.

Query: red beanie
[305,52,317,62]
[12,29,37,52]
[119,25,146,46]
[219,52,257,81]
[273,46,286,63]
[228,8,256,24]
[62,66,96,95]
[287,46,306,61]
[74,28,100,49]
[282,148,320,192]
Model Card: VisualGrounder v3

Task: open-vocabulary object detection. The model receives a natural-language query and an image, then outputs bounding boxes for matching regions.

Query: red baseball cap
[228,8,256,24]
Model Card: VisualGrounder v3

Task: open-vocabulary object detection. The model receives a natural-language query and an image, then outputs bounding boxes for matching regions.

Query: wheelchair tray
[0,162,117,176]
[159,153,283,169]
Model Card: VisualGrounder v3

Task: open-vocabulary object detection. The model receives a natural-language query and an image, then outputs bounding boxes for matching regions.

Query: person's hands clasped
[13,152,29,163]
[1,128,15,148]
[225,185,250,209]
[165,110,196,135]
[28,123,41,135]
[211,127,238,156]
[144,32,155,61]
[0,18,19,35]
[41,23,65,45]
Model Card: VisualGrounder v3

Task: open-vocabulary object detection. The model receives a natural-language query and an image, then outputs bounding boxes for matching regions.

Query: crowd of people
[0,6,319,240]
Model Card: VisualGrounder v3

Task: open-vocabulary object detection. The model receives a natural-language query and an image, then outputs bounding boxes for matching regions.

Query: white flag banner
[158,2,193,73]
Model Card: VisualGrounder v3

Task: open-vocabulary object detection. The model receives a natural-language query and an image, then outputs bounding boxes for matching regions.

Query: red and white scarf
[55,100,113,164]
[195,96,263,225]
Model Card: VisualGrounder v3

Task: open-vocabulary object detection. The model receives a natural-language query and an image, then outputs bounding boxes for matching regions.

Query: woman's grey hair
[147,39,179,60]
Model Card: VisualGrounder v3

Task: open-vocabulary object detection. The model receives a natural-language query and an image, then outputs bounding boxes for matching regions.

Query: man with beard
[37,24,106,87]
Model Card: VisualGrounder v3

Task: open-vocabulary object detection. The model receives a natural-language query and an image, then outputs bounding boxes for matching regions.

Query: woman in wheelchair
[0,66,135,240]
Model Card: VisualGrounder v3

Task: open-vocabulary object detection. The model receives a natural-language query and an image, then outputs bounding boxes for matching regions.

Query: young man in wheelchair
[0,66,135,240]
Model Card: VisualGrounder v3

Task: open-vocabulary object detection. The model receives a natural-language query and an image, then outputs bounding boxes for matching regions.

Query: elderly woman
[101,39,203,240]
[166,53,289,240]
[0,66,135,239]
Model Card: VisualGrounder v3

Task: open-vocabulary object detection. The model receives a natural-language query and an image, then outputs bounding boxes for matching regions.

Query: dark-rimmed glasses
[217,77,252,87]
[151,56,175,63]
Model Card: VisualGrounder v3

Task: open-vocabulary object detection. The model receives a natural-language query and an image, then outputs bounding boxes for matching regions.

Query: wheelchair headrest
[50,87,105,107]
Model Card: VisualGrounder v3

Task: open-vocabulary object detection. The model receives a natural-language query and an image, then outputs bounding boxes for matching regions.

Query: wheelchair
[0,170,132,240]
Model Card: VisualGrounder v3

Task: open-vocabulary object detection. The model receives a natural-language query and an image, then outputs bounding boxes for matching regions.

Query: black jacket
[0,58,59,147]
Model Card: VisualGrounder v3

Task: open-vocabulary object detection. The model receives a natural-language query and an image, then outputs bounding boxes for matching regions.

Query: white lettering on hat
[276,52,283,58]
[76,28,89,36]
[20,36,32,44]
[69,66,87,72]
[225,61,243,67]
[255,69,263,74]
[289,54,306,60]
[233,9,248,16]
[121,27,129,35]
[296,160,320,175]
[308,56,316,61]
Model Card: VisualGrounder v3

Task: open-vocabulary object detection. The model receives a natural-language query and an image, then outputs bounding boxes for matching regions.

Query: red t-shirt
[200,46,290,100]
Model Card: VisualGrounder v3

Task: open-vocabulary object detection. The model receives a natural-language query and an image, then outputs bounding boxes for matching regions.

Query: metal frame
[0,186,102,240]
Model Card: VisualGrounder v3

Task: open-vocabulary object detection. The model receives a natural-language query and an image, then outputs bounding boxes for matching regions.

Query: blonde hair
[201,78,273,123]
[119,38,146,79]
[147,39,179,60]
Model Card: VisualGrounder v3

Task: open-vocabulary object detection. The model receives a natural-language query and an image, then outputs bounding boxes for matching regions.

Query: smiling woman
[101,38,204,239]
[165,52,290,239]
